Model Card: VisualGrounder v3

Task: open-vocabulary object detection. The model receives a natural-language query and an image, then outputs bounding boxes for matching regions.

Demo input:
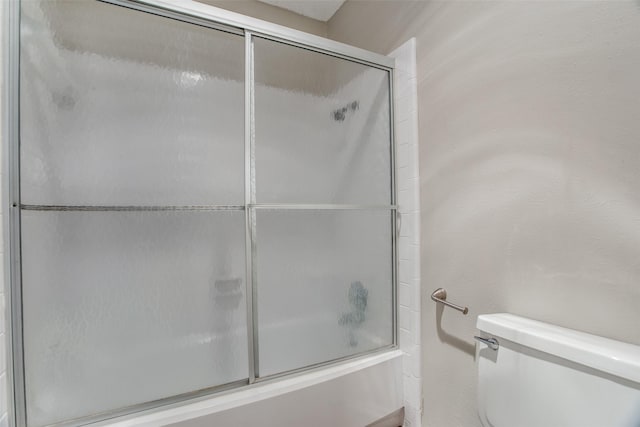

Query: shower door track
[101,0,395,70]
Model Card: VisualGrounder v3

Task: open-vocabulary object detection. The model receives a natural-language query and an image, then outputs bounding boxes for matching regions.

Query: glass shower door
[19,1,247,425]
[13,1,396,425]
[252,37,395,376]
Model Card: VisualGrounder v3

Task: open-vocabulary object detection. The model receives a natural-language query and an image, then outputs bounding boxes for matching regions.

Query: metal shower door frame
[2,0,398,425]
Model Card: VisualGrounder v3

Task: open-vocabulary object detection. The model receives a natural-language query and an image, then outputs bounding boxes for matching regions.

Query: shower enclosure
[4,0,397,425]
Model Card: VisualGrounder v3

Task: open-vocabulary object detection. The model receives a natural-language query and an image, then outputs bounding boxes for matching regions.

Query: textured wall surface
[329,1,640,426]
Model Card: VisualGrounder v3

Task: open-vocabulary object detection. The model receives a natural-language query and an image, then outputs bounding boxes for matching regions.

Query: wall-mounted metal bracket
[473,336,499,350]
[430,288,468,315]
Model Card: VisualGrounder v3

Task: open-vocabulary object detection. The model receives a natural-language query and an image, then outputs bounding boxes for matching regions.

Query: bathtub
[102,349,404,427]
[74,314,404,426]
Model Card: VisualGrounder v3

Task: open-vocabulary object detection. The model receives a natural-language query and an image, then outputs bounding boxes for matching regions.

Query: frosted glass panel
[21,210,248,427]
[254,37,392,205]
[256,210,393,376]
[20,0,244,205]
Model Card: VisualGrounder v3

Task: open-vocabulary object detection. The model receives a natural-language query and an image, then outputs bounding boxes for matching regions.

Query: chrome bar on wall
[430,288,469,315]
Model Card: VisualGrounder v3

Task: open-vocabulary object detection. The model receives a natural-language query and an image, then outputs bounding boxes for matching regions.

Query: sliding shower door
[12,1,396,426]
[19,1,247,425]
[252,37,394,376]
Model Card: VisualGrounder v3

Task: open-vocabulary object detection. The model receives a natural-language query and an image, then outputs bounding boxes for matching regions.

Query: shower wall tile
[398,283,410,308]
[399,306,411,331]
[410,278,421,313]
[390,38,422,427]
[397,143,410,169]
[398,260,410,284]
[399,214,416,240]
[397,166,411,192]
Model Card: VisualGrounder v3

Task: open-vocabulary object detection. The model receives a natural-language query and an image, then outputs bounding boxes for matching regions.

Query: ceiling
[257,0,346,22]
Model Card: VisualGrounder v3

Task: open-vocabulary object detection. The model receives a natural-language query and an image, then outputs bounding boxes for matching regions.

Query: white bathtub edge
[105,349,404,426]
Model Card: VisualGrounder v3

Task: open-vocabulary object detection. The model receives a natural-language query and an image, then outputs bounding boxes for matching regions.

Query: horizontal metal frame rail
[251,204,397,210]
[20,204,246,212]
[20,204,398,212]
[99,0,394,70]
[98,0,245,36]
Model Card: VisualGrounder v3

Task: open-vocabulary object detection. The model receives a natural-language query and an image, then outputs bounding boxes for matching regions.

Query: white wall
[328,2,640,426]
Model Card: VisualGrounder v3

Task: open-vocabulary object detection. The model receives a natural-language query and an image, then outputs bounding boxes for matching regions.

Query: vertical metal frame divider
[5,0,27,426]
[4,0,398,425]
[388,68,399,348]
[244,31,259,383]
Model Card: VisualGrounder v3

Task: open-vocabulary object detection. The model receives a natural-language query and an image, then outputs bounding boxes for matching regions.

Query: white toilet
[475,314,640,427]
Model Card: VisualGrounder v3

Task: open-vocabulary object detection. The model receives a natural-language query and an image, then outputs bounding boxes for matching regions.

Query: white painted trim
[389,38,422,427]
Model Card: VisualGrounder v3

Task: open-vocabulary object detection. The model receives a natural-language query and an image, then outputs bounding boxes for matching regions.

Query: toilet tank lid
[477,313,640,384]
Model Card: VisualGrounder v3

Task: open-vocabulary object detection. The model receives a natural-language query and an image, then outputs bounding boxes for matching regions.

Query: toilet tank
[476,314,640,427]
